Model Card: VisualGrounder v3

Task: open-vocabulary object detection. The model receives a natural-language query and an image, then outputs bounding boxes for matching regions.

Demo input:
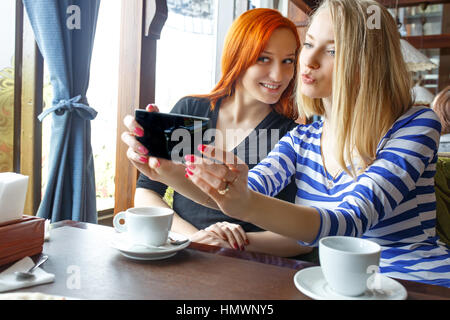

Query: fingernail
[185,173,189,179]
[233,243,238,250]
[149,158,160,168]
[146,104,156,111]
[184,154,195,162]
[134,127,144,137]
[245,239,249,245]
[139,156,148,163]
[185,168,194,176]
[138,146,148,154]
[198,144,207,152]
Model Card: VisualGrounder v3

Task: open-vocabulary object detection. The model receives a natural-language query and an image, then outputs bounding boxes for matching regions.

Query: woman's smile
[260,82,282,93]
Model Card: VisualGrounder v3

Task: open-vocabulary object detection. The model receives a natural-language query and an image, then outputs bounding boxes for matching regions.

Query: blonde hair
[297,0,412,177]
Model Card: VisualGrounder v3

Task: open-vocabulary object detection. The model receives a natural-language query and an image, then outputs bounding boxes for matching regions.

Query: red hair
[194,8,300,120]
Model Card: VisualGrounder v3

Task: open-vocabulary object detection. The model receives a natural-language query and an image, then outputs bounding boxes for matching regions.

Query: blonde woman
[175,0,449,287]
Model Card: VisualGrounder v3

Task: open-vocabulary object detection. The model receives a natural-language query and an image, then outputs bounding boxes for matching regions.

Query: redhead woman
[122,9,314,258]
[125,0,450,287]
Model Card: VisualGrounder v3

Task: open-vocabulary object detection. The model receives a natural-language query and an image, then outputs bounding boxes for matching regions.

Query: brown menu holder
[0,215,45,267]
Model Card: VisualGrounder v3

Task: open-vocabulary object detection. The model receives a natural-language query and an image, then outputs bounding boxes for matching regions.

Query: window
[41,64,52,200]
[155,0,218,112]
[87,0,121,211]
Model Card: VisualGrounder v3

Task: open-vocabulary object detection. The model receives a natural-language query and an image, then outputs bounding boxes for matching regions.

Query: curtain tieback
[38,95,98,121]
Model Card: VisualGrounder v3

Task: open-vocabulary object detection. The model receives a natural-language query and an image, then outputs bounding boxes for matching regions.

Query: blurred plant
[164,186,174,208]
[94,144,115,200]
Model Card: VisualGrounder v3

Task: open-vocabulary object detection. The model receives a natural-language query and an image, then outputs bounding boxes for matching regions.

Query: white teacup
[113,207,174,247]
[319,236,381,297]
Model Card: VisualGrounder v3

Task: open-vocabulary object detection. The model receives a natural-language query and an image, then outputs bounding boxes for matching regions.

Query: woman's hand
[184,145,252,220]
[204,222,249,251]
[121,104,172,181]
[189,229,232,248]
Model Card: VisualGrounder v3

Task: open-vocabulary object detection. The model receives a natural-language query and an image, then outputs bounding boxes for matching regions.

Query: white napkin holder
[0,173,29,224]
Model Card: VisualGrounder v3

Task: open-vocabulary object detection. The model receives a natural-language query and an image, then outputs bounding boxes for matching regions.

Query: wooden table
[6,221,450,300]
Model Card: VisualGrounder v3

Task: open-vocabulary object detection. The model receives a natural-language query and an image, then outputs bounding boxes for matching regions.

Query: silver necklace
[321,124,341,189]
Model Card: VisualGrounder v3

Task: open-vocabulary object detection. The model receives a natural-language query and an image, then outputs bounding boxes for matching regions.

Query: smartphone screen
[134,110,210,160]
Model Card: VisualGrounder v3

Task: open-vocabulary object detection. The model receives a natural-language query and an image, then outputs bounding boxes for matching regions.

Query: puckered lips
[301,73,316,85]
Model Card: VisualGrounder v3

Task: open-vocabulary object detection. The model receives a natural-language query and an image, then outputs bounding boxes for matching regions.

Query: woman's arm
[134,188,199,236]
[203,221,313,256]
[243,191,321,244]
[245,231,313,257]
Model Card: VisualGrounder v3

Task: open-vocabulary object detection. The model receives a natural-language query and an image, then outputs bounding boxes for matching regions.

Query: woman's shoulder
[378,105,442,153]
[393,105,441,131]
[288,120,323,140]
[170,96,212,117]
[266,113,323,136]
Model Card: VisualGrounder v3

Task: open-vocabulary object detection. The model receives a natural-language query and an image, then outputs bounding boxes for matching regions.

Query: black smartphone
[134,110,210,161]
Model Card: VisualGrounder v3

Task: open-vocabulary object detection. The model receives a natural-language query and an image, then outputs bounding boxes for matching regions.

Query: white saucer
[109,231,191,261]
[293,266,407,300]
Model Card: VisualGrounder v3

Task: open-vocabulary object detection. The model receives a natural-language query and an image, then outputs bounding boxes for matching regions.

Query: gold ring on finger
[217,182,229,195]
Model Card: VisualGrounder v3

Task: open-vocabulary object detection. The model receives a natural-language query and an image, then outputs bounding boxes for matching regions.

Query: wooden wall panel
[114,0,166,214]
[20,9,43,215]
[114,0,144,214]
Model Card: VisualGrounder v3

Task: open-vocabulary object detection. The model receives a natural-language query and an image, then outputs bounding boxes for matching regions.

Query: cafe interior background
[0,0,449,227]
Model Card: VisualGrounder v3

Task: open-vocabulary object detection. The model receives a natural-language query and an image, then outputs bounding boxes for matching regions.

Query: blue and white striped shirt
[248,106,450,287]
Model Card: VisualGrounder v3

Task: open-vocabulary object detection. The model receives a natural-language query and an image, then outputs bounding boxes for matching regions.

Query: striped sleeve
[247,128,298,197]
[301,108,442,246]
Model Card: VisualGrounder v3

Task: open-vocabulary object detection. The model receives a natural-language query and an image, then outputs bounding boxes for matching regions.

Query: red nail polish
[139,156,147,163]
[146,104,155,111]
[138,146,148,154]
[197,144,207,152]
[185,168,194,176]
[134,127,144,137]
[184,154,195,162]
[233,243,238,250]
[185,173,189,179]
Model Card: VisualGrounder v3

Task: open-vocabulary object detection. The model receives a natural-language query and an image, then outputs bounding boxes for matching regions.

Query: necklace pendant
[327,180,334,189]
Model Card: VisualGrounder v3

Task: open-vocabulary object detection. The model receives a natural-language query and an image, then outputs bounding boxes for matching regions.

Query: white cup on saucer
[319,236,381,297]
[113,207,174,247]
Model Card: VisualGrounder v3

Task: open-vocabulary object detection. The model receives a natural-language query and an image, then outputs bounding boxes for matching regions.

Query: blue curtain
[23,0,100,223]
